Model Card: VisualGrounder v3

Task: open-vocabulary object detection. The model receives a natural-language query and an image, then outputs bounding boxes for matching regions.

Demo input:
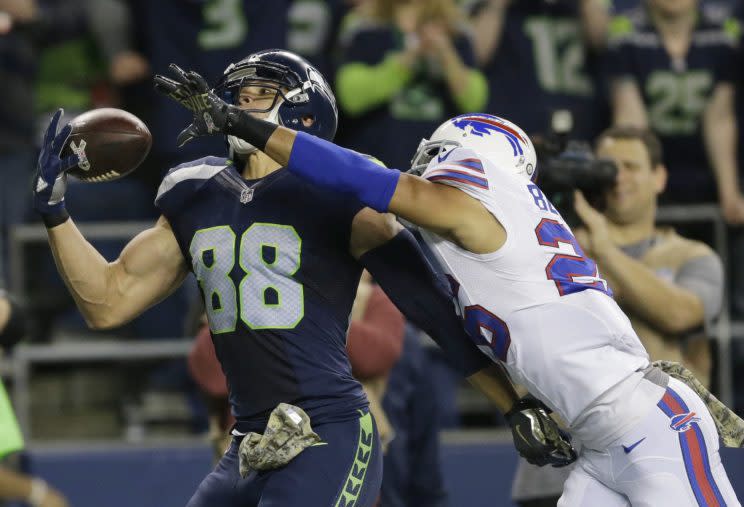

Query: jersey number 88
[190,223,304,333]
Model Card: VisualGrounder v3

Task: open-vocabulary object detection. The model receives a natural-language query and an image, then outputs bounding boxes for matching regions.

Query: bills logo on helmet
[452,114,527,160]
[670,412,701,433]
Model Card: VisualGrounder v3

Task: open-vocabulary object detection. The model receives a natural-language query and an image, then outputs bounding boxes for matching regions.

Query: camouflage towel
[652,360,744,448]
[238,403,321,477]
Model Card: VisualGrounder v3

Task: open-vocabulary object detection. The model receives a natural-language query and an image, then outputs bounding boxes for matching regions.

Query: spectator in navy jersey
[605,0,741,217]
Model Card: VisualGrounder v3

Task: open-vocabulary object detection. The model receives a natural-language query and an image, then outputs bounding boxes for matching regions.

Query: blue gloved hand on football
[33,109,80,226]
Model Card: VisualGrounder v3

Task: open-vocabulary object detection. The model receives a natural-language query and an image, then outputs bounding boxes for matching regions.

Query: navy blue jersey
[131,0,289,164]
[470,0,607,142]
[155,157,367,431]
[605,4,739,202]
[337,23,478,168]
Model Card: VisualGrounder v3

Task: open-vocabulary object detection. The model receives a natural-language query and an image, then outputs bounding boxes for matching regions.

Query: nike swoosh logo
[438,150,453,163]
[622,437,646,454]
[311,442,328,447]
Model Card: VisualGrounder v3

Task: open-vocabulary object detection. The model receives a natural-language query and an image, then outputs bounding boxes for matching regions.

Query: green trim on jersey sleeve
[0,382,23,458]
[335,54,414,116]
[453,69,488,113]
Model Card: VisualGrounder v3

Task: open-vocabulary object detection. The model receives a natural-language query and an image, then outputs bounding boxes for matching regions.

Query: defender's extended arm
[154,70,497,251]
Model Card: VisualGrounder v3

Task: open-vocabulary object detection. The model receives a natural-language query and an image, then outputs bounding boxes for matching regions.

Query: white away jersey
[419,147,651,442]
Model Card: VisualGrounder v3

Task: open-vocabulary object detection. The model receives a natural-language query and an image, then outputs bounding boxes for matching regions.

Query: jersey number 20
[190,223,303,333]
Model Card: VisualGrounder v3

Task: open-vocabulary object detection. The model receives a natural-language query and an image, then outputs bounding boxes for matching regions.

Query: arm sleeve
[346,286,406,379]
[454,69,489,113]
[359,228,492,376]
[675,254,724,327]
[287,132,401,212]
[336,55,414,116]
[335,26,412,116]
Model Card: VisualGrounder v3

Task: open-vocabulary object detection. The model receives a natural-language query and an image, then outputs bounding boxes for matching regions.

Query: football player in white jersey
[157,69,740,505]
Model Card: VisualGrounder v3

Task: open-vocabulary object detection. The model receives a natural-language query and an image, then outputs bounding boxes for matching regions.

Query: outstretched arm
[33,110,189,330]
[153,67,504,254]
[271,130,503,253]
[47,217,189,329]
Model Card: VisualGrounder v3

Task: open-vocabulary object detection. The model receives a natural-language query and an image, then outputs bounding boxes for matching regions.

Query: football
[61,108,152,182]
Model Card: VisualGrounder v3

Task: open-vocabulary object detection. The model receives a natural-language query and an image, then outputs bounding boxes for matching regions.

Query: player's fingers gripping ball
[506,396,577,467]
[33,109,80,218]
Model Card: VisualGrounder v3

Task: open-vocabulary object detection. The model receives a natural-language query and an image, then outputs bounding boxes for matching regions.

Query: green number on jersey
[198,0,248,50]
[646,70,712,135]
[190,224,304,333]
[524,17,593,96]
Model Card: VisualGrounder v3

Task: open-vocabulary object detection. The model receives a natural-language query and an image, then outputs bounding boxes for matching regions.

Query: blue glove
[33,109,80,227]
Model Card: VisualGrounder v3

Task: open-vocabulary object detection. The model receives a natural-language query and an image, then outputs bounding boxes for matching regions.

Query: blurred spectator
[0,290,26,354]
[188,319,233,461]
[0,0,86,280]
[0,292,67,506]
[377,326,450,507]
[605,0,741,217]
[335,0,488,168]
[467,0,610,142]
[512,126,724,506]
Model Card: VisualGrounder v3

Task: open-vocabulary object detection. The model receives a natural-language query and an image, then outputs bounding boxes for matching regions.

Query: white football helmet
[410,113,538,182]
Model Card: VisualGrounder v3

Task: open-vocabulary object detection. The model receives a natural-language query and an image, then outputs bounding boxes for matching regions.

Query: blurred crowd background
[2,0,744,505]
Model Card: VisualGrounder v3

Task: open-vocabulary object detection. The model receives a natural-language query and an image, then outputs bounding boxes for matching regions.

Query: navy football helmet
[214,49,338,155]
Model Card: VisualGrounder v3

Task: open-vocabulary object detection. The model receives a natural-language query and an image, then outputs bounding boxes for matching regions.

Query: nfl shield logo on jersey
[670,412,700,433]
[240,188,254,204]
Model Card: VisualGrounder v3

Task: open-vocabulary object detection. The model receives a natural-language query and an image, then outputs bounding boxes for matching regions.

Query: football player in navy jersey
[606,0,742,219]
[32,50,575,506]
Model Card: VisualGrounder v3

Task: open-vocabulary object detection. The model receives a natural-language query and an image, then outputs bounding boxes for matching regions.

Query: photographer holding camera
[573,126,723,388]
[511,126,723,507]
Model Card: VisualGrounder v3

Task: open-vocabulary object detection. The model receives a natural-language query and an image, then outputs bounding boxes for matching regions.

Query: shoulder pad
[155,156,230,213]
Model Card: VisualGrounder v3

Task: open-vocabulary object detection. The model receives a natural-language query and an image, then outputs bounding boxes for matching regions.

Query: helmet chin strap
[228,101,282,156]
